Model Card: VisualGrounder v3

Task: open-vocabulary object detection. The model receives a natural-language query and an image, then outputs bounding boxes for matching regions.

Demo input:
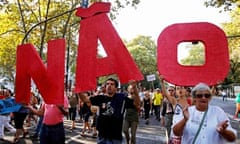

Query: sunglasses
[168,89,174,92]
[195,93,211,98]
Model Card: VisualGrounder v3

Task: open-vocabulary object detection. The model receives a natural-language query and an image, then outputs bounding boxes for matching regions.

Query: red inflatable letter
[75,2,143,92]
[15,39,65,104]
[157,22,229,86]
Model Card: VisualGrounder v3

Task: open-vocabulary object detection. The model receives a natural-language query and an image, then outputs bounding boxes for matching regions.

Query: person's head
[191,82,212,111]
[155,88,161,93]
[186,87,192,97]
[4,89,12,97]
[175,86,187,97]
[127,85,135,95]
[144,91,150,98]
[167,86,175,96]
[105,78,118,96]
[101,83,106,94]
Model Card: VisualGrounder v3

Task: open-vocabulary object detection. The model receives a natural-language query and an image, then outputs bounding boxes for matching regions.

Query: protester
[152,88,163,121]
[30,94,43,139]
[68,87,79,131]
[30,114,43,139]
[13,103,29,143]
[0,89,16,142]
[160,85,175,141]
[233,93,240,119]
[91,105,98,137]
[143,90,152,125]
[222,90,227,101]
[28,94,69,144]
[78,78,138,144]
[186,87,192,105]
[123,83,140,144]
[27,92,38,127]
[158,74,189,144]
[80,93,92,136]
[172,82,236,144]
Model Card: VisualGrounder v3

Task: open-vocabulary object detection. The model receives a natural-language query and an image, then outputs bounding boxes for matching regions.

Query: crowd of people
[0,76,238,144]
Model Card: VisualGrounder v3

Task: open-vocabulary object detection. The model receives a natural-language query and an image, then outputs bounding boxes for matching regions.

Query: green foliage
[221,7,240,84]
[204,0,239,12]
[0,0,141,85]
[125,35,158,89]
[180,43,205,66]
[126,35,157,75]
[97,35,157,89]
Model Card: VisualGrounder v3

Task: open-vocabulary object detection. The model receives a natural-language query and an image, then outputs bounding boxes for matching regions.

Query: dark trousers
[154,105,160,120]
[40,122,65,144]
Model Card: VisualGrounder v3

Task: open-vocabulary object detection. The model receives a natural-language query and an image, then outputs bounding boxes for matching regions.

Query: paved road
[2,96,240,144]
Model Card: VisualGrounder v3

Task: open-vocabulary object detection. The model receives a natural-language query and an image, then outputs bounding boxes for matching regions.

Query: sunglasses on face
[168,89,174,92]
[195,93,211,98]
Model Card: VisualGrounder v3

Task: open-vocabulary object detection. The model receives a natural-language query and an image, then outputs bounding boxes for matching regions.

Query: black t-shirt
[90,93,126,140]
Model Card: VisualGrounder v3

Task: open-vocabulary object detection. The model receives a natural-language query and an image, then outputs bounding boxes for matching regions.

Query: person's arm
[129,80,141,110]
[77,92,91,103]
[56,104,68,115]
[158,74,176,105]
[28,104,44,116]
[172,106,189,136]
[217,120,236,142]
[160,101,166,126]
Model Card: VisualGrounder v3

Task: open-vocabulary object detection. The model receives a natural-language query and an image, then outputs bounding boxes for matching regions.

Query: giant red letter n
[75,2,143,92]
[15,39,65,104]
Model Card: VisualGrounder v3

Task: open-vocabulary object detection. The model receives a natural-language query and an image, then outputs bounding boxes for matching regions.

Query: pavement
[1,96,240,144]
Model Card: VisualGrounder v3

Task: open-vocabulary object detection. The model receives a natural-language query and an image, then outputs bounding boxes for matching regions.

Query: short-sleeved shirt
[69,93,78,108]
[43,95,69,125]
[172,105,237,144]
[90,93,126,140]
[153,92,163,106]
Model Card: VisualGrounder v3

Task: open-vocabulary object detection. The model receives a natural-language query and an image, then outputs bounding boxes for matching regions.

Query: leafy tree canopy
[0,0,141,83]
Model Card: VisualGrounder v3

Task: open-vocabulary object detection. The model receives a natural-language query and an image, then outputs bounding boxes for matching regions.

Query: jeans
[34,116,43,135]
[154,105,160,120]
[40,122,65,144]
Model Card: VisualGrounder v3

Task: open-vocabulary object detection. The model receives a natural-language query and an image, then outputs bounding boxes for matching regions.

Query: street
[2,96,240,144]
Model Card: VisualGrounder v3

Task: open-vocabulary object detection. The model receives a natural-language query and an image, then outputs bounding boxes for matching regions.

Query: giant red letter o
[157,22,229,86]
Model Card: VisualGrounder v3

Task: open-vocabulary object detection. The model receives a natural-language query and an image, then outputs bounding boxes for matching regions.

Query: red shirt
[0,95,5,100]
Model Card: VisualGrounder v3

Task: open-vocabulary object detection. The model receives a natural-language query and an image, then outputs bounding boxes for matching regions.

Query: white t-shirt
[172,105,237,144]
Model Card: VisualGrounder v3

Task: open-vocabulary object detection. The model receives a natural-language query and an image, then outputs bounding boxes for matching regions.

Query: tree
[0,0,141,85]
[204,0,240,12]
[221,7,240,84]
[180,42,205,66]
[126,35,157,75]
[204,0,240,86]
[126,35,157,88]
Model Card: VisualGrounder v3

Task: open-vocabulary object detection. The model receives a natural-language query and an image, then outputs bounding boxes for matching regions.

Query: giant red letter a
[75,2,143,92]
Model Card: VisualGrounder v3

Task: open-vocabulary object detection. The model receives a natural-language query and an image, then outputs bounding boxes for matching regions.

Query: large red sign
[14,2,229,104]
[157,22,229,86]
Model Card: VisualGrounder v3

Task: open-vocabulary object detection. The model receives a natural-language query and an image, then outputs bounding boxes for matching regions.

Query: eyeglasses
[168,89,174,92]
[195,93,211,98]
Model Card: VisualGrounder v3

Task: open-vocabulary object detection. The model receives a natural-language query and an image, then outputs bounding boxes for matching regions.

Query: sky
[113,0,230,42]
